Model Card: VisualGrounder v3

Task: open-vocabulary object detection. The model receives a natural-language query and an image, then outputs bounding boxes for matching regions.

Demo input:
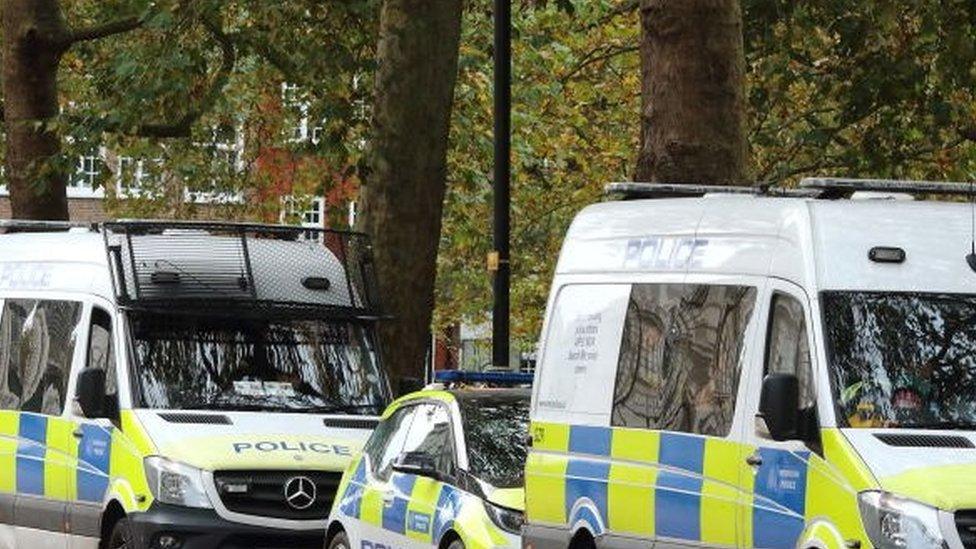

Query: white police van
[525,179,976,549]
[0,220,390,549]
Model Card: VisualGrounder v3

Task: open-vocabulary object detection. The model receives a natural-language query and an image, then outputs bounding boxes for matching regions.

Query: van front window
[824,291,976,429]
[129,313,388,414]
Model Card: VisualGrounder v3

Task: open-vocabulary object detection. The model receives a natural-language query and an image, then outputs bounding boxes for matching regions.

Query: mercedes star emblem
[283,476,317,510]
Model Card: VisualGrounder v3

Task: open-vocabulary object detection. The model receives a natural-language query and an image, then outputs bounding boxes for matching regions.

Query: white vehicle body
[0,224,389,549]
[525,189,976,549]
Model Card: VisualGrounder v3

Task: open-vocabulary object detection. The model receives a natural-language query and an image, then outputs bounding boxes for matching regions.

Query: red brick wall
[0,197,107,222]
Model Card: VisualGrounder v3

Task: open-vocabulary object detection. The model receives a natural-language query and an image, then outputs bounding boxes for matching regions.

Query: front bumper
[130,503,324,549]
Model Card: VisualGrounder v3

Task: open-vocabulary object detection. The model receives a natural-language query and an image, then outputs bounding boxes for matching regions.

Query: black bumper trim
[130,503,324,549]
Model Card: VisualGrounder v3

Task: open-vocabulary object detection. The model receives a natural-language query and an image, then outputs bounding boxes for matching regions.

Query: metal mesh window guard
[102,221,381,319]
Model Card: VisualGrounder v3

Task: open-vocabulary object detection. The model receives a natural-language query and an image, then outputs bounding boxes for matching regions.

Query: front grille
[956,510,976,548]
[213,470,342,520]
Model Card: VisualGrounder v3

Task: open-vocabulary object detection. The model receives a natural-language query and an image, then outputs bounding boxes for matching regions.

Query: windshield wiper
[302,403,383,415]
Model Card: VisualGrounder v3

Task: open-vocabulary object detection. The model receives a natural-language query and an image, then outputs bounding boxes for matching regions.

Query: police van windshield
[458,394,529,488]
[824,291,976,430]
[129,312,388,414]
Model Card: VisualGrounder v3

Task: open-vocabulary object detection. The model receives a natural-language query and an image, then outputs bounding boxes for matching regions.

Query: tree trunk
[359,0,463,395]
[635,0,749,185]
[2,0,71,220]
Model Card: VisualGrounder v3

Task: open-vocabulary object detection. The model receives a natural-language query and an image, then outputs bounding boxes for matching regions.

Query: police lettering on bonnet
[0,220,391,549]
[232,441,352,455]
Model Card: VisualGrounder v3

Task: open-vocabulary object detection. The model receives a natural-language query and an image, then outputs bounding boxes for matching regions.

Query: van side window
[612,284,757,436]
[87,308,119,418]
[766,293,815,409]
[0,299,83,414]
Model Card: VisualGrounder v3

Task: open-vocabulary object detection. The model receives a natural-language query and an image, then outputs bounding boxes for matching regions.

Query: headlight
[858,491,946,548]
[144,456,213,508]
[485,501,523,535]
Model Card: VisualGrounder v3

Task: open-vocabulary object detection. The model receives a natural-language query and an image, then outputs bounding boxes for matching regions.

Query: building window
[282,82,310,143]
[73,153,100,189]
[301,197,325,228]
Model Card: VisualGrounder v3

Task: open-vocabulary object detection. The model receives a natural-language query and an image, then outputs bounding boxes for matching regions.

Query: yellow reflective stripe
[803,430,874,547]
[526,421,570,525]
[107,411,157,511]
[525,450,568,525]
[119,410,157,456]
[44,417,78,500]
[530,421,569,452]
[699,438,742,547]
[0,411,16,493]
[607,428,658,536]
[607,459,655,537]
[609,428,659,464]
[405,477,439,542]
[821,429,876,491]
[360,486,384,527]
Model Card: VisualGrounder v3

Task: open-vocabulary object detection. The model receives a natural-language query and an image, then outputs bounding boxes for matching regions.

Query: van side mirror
[757,373,800,441]
[392,451,442,481]
[75,368,107,419]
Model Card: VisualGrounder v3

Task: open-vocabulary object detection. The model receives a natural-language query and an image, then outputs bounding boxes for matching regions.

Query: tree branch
[68,15,143,46]
[134,15,237,138]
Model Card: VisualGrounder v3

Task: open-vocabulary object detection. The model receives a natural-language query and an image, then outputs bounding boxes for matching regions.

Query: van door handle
[746,452,763,467]
[72,428,85,439]
[382,490,396,506]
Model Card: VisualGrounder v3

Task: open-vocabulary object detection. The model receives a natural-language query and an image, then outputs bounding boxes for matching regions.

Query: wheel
[447,540,464,549]
[106,518,134,549]
[328,530,351,549]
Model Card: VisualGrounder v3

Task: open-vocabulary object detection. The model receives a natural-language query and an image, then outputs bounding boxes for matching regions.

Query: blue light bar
[433,370,533,386]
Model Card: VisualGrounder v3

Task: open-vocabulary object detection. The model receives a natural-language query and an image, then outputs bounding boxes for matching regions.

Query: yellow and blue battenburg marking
[529,423,819,549]
[337,458,467,544]
[5,412,113,504]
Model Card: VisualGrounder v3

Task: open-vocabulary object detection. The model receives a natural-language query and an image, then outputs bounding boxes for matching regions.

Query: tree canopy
[3,0,974,352]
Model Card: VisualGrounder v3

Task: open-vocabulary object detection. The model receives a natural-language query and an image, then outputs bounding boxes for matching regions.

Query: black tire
[569,532,596,549]
[328,530,351,549]
[107,518,134,549]
[447,540,465,549]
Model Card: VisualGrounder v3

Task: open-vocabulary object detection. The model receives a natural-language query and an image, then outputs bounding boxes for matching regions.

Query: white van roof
[0,230,114,298]
[558,194,976,294]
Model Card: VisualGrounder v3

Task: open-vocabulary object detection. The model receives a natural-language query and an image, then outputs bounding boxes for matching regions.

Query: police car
[326,371,530,549]
[0,221,390,549]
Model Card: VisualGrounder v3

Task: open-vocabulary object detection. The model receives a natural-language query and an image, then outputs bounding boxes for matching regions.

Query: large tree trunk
[2,0,70,220]
[635,0,749,184]
[359,0,463,395]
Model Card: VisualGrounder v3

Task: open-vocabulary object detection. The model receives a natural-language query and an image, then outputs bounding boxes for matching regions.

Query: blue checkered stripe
[561,424,810,548]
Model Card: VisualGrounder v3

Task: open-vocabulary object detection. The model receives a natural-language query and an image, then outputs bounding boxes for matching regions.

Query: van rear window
[612,284,756,436]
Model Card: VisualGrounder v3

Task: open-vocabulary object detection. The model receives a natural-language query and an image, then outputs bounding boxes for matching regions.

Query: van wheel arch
[569,528,596,549]
[325,521,347,548]
[98,501,127,549]
[438,529,463,549]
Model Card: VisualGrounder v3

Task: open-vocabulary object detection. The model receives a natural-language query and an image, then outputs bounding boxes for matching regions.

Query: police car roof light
[433,370,533,386]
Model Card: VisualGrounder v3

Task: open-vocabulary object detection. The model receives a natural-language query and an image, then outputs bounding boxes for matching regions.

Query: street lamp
[491,0,511,369]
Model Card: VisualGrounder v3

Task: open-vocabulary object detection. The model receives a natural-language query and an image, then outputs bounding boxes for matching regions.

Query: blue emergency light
[433,370,533,386]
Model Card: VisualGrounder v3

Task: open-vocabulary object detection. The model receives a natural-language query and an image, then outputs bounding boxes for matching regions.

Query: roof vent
[158,412,233,425]
[874,433,974,449]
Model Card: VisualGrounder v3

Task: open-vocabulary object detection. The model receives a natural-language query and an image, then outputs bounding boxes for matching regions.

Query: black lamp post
[492,0,512,369]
